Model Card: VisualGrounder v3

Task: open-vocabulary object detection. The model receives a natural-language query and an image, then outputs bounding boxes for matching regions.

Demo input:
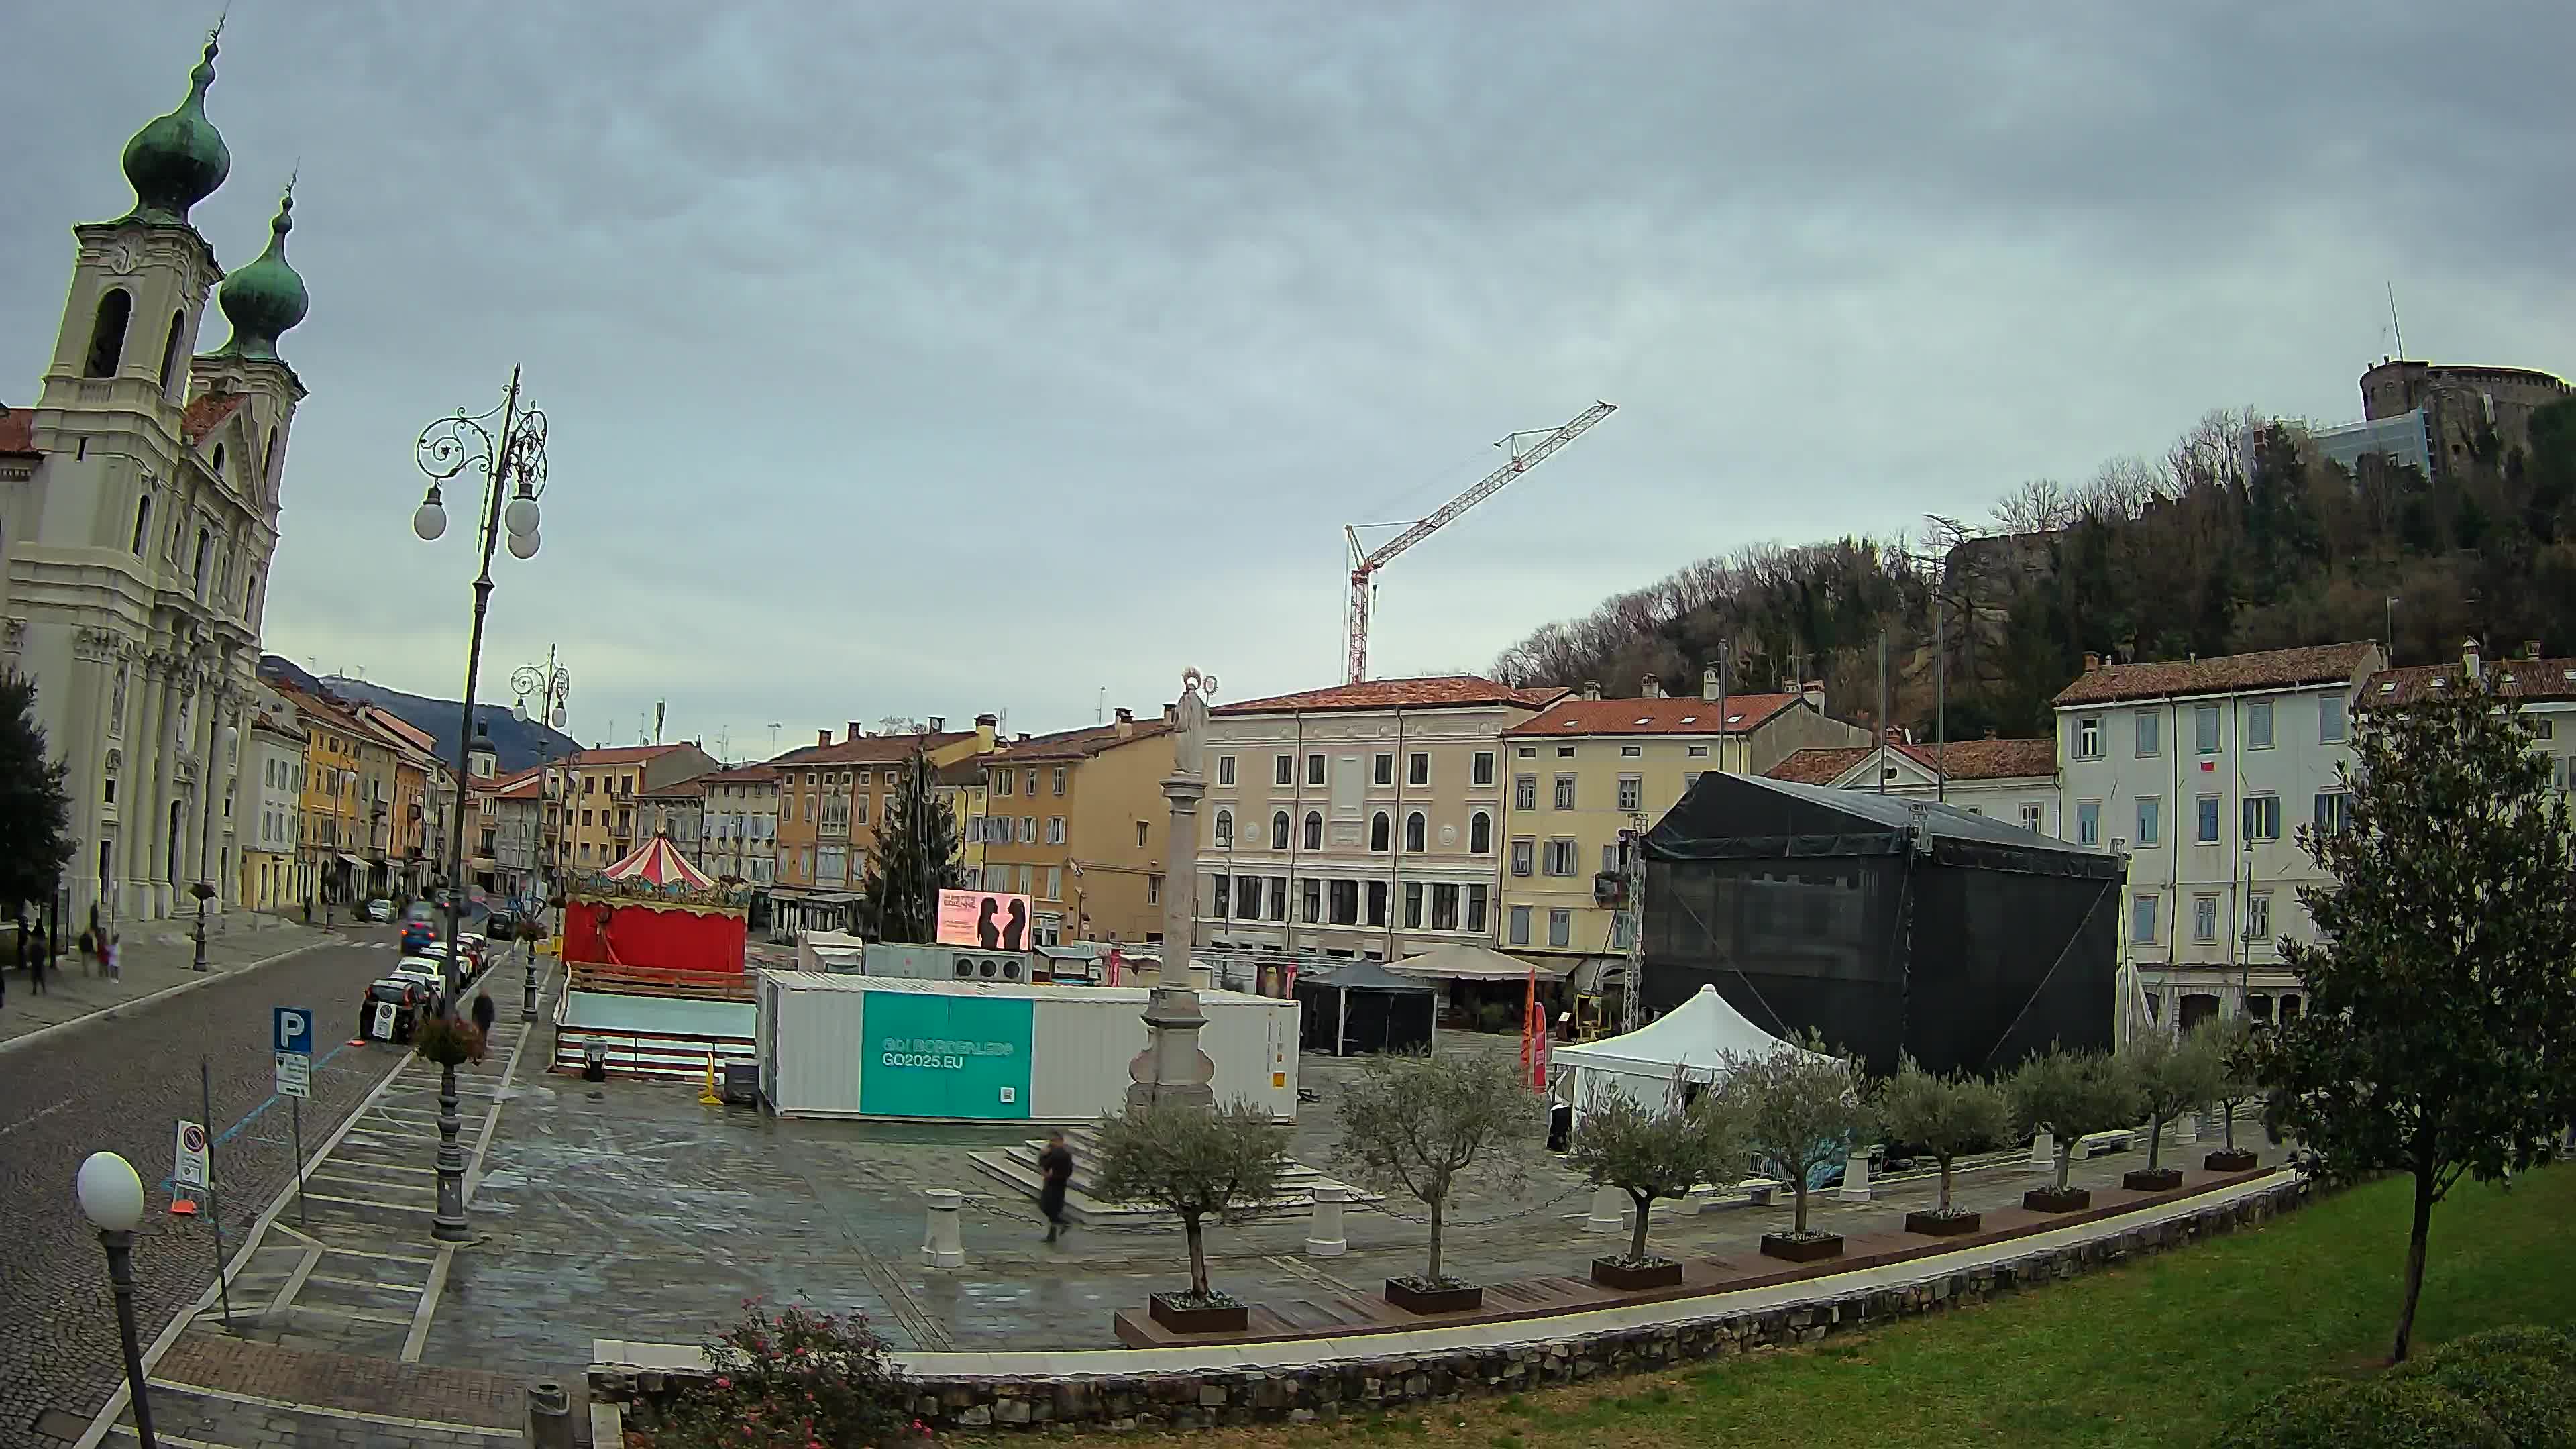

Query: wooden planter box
[2123,1167,2186,1193]
[1590,1255,1685,1291]
[1147,1293,1248,1335]
[1759,1232,1844,1263]
[2204,1148,2260,1173]
[1383,1278,1483,1315]
[1904,1209,1982,1237]
[2023,1186,2092,1214]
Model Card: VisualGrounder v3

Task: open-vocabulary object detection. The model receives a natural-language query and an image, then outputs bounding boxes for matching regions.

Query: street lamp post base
[432,1060,471,1242]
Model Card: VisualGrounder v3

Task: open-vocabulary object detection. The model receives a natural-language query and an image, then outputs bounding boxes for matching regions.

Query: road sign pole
[199,1057,232,1327]
[291,1098,307,1231]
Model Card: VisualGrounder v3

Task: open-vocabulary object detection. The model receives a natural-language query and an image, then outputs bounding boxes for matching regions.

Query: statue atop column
[1170,667,1214,779]
[1130,666,1221,1113]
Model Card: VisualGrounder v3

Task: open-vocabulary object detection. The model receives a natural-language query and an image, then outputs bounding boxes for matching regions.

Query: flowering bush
[653,1299,908,1448]
[412,1015,482,1067]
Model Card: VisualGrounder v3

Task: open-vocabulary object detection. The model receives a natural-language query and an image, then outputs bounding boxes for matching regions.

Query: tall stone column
[125,657,169,920]
[1126,668,1220,1116]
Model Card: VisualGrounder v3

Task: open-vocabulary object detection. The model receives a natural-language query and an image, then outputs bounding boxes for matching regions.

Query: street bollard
[2026,1130,2056,1171]
[525,1379,574,1449]
[1585,1184,1627,1235]
[922,1188,965,1268]
[1304,1183,1349,1257]
[1837,1149,1873,1203]
[2175,1111,2200,1146]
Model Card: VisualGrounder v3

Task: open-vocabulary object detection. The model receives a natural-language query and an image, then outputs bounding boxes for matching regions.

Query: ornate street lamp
[410,366,548,1243]
[191,720,240,973]
[76,1151,157,1447]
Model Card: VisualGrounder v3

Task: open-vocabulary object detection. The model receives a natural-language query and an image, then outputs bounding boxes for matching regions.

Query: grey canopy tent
[1293,959,1437,1056]
[1641,771,2123,1076]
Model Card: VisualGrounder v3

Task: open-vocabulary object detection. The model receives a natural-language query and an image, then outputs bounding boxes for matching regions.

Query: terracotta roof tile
[1504,693,1803,737]
[694,765,780,785]
[1766,735,2058,786]
[0,406,37,458]
[637,777,708,798]
[181,392,248,445]
[2051,643,2381,708]
[765,731,976,767]
[993,719,1173,761]
[2367,657,2576,706]
[569,744,690,767]
[1214,676,1565,716]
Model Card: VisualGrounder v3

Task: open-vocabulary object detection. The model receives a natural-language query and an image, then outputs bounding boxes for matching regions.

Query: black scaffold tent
[1640,772,2123,1076]
[1292,958,1438,1057]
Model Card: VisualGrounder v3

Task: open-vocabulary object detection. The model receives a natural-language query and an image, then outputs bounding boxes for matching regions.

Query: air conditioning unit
[2110,837,2127,855]
[864,943,1036,984]
[1591,872,1627,905]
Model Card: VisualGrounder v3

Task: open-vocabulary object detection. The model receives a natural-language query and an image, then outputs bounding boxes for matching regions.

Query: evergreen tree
[2263,668,2576,1364]
[860,748,961,943]
[0,672,74,917]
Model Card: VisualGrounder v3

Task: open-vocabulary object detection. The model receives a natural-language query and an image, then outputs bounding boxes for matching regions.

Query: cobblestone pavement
[0,923,425,1447]
[82,959,551,1448]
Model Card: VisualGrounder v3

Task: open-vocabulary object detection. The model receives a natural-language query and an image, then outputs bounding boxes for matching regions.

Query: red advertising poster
[936,888,1035,951]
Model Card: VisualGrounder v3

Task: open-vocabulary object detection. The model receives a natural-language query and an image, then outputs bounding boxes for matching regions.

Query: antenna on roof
[2386,281,2405,359]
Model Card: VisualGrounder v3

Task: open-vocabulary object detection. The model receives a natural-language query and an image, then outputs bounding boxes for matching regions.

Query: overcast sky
[7,2,2569,759]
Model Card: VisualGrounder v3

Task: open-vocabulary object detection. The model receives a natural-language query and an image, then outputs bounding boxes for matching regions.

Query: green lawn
[1198,1165,2576,1449]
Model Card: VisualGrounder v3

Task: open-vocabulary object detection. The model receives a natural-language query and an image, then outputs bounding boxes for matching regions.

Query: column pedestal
[1585,1185,1627,1235]
[2025,1130,2056,1171]
[1304,1185,1348,1257]
[1836,1150,1873,1202]
[922,1188,965,1267]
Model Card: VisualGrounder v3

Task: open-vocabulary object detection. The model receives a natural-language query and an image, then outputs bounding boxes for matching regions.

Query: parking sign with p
[274,1007,313,1056]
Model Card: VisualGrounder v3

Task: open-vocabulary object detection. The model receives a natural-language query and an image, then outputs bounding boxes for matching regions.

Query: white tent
[1553,984,1833,1120]
[1387,941,1574,981]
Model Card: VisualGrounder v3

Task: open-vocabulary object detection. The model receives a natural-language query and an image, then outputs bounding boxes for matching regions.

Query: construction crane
[1343,400,1617,684]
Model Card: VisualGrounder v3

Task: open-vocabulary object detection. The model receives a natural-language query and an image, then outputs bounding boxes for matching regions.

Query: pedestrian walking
[1038,1129,1075,1243]
[26,930,44,995]
[470,991,496,1061]
[103,933,121,981]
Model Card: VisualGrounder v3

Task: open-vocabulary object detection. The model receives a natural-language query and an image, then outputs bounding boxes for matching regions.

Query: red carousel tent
[562,832,747,976]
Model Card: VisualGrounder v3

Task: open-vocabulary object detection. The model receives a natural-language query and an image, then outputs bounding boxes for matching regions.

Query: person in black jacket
[470,991,496,1062]
[1038,1130,1075,1243]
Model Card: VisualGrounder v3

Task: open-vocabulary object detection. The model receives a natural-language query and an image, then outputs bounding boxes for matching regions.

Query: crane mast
[1344,400,1617,684]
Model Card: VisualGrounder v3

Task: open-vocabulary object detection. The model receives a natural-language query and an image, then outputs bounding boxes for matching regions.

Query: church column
[122,656,168,921]
[64,633,116,925]
[148,658,189,919]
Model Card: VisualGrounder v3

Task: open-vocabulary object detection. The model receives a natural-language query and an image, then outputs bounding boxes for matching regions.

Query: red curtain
[564,902,745,975]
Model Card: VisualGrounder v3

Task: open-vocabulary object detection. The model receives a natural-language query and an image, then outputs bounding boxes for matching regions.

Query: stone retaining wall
[594,1178,2308,1435]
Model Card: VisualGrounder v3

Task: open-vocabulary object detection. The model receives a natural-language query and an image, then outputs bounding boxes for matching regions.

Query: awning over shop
[1387,941,1575,981]
[337,853,368,871]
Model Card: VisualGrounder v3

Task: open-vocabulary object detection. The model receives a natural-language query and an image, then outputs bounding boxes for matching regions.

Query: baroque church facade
[0,31,311,925]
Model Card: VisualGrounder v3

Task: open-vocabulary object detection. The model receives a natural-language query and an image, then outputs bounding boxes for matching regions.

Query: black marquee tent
[1293,959,1438,1057]
[1640,772,2123,1077]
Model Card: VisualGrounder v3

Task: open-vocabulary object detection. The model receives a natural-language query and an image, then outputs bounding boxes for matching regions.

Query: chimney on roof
[1801,680,1825,712]
[2523,641,2542,661]
[2463,637,2482,682]
[928,716,945,733]
[1581,680,1602,701]
[1114,706,1134,738]
[1984,726,1998,739]
[1641,675,1664,699]
[1702,666,1721,702]
[848,720,864,741]
[974,713,998,751]
[818,728,832,747]
[2083,652,2101,672]
[1017,733,1030,744]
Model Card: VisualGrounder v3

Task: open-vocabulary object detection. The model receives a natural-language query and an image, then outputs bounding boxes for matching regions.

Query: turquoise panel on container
[859,990,1034,1119]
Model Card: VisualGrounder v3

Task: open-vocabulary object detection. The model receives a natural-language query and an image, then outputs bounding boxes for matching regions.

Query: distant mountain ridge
[257,655,579,775]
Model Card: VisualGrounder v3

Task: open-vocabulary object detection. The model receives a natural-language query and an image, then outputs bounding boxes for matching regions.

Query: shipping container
[756,972,1299,1122]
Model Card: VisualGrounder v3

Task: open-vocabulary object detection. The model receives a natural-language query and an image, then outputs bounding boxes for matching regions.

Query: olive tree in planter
[1564,1077,1747,1289]
[1721,1036,1872,1263]
[2201,1018,2264,1172]
[2007,1046,2139,1213]
[2119,1024,2226,1191]
[1878,1055,2011,1237]
[1091,1101,1288,1335]
[1332,1049,1544,1313]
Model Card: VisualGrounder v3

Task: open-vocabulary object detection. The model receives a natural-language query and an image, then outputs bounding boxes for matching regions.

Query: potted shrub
[2202,1017,2263,1172]
[2007,1046,2139,1212]
[1879,1055,2010,1237]
[2120,1025,2226,1191]
[1721,1036,1873,1263]
[1333,1049,1543,1313]
[411,1014,482,1069]
[1089,1101,1287,1335]
[1564,1076,1746,1289]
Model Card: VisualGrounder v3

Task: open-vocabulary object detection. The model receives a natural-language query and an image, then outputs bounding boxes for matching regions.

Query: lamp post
[192,720,240,973]
[411,366,549,1243]
[76,1151,157,1448]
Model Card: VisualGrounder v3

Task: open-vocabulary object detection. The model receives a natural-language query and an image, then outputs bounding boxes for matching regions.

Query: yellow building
[560,742,718,873]
[770,718,994,937]
[1498,675,1869,973]
[979,710,1173,946]
[274,684,370,906]
[933,759,990,890]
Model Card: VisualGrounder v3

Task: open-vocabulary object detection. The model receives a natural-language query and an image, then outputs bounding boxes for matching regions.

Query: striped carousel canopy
[598,833,714,890]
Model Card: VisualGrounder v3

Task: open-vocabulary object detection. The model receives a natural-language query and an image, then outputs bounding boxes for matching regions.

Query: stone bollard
[1585,1185,1628,1235]
[2026,1130,2056,1171]
[1305,1184,1349,1256]
[1836,1150,1872,1202]
[922,1188,965,1268]
[2175,1111,2200,1146]
[526,1379,574,1449]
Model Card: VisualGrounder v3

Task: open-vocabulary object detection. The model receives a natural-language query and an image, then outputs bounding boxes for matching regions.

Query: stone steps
[967,1127,1375,1226]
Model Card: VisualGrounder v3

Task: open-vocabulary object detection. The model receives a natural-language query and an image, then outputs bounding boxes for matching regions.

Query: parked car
[365,898,396,923]
[359,977,431,1043]
[485,910,521,941]
[392,956,445,991]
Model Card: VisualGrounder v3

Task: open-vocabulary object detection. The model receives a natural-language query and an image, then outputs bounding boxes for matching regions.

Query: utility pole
[1876,631,1890,794]
[1934,598,1947,804]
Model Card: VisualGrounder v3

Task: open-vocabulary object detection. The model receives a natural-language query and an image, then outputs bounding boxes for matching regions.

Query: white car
[365,898,396,923]
[392,956,445,989]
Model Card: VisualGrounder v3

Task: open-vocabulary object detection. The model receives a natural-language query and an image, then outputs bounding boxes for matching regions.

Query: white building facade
[2052,643,2383,1030]
[240,706,303,911]
[698,767,780,886]
[1,36,309,925]
[1191,676,1560,963]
